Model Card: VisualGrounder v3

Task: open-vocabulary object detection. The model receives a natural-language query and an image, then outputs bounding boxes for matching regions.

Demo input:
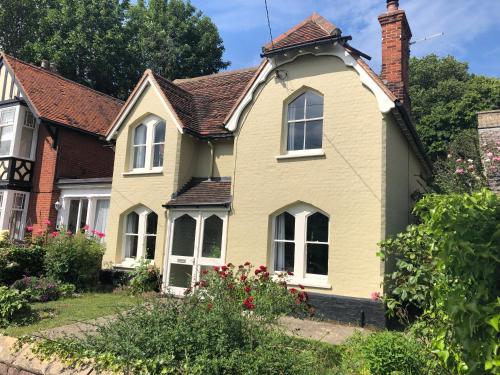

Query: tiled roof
[2,53,122,137]
[262,12,340,53]
[165,178,232,207]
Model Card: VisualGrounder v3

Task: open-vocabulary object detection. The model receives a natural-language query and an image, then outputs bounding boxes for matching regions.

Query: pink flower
[468,164,475,170]
[67,230,72,235]
[487,152,494,158]
[455,168,465,174]
[26,226,33,232]
[83,225,90,231]
[43,219,51,225]
[96,231,105,238]
[50,231,59,237]
[455,158,462,163]
[371,291,381,302]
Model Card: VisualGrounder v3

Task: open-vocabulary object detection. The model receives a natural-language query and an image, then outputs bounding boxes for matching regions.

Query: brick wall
[26,124,114,232]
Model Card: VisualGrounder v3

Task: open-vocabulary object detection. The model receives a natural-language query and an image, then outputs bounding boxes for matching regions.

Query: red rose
[262,272,270,278]
[207,303,213,311]
[200,280,208,288]
[287,271,294,276]
[240,275,247,281]
[255,269,261,275]
[298,291,308,301]
[244,286,251,293]
[201,270,209,275]
[228,283,234,290]
[213,266,219,272]
[289,288,298,294]
[259,265,267,270]
[221,265,228,271]
[298,284,305,290]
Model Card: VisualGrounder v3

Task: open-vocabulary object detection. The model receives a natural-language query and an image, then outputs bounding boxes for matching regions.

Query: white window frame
[0,106,39,161]
[65,198,89,232]
[270,204,331,289]
[163,209,228,295]
[283,90,324,156]
[0,107,17,157]
[121,207,158,266]
[0,190,30,240]
[128,115,166,173]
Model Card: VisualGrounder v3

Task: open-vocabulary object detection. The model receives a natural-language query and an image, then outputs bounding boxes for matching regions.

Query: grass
[2,291,141,337]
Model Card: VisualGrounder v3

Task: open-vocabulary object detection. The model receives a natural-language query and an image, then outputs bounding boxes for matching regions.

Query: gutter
[207,140,214,181]
[261,35,352,58]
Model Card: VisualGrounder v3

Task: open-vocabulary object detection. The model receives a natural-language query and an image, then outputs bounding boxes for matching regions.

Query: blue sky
[189,0,500,77]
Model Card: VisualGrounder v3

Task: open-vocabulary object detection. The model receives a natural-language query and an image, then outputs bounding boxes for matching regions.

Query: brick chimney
[378,0,412,106]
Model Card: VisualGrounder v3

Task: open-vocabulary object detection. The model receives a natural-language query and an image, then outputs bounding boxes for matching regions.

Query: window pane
[125,234,138,258]
[10,210,23,240]
[146,212,158,234]
[133,125,147,145]
[93,199,110,234]
[172,214,196,256]
[275,212,294,240]
[201,215,223,258]
[274,241,295,272]
[307,212,329,242]
[153,144,164,167]
[169,263,192,288]
[79,199,88,229]
[67,200,80,233]
[126,212,139,234]
[13,193,25,210]
[305,120,323,149]
[306,243,328,275]
[288,94,305,120]
[287,122,305,151]
[0,109,15,125]
[0,125,13,155]
[154,121,165,143]
[305,92,323,119]
[146,236,156,259]
[133,145,146,168]
[19,126,34,158]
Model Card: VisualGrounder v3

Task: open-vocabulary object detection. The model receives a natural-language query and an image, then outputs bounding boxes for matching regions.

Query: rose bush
[11,276,75,302]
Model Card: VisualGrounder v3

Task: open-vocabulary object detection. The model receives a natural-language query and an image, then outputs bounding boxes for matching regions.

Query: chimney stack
[378,0,412,106]
[40,60,50,70]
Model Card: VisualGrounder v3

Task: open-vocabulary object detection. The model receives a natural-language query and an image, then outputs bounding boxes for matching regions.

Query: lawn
[2,291,141,337]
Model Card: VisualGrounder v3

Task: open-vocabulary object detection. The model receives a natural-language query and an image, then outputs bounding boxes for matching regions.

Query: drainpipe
[207,140,214,181]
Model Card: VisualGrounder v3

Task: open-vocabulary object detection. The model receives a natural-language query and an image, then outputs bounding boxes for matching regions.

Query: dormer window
[286,91,323,151]
[130,116,165,171]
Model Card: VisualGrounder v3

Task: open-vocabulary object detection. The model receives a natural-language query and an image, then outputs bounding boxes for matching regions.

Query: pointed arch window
[287,91,323,151]
[271,204,330,284]
[129,116,166,171]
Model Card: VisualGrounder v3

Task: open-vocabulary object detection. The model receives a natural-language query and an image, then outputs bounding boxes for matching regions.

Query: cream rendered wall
[104,83,181,269]
[227,54,385,298]
[0,64,21,100]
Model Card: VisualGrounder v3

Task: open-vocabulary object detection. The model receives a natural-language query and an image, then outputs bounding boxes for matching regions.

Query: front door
[165,211,226,295]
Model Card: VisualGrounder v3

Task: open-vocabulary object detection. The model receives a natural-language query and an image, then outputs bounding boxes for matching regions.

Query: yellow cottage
[104,1,430,326]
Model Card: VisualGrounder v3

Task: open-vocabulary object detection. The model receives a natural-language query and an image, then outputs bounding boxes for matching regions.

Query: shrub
[128,259,161,295]
[44,230,104,290]
[0,244,45,286]
[99,268,130,288]
[0,286,32,327]
[379,189,500,373]
[11,276,75,302]
[339,331,444,375]
[29,263,318,374]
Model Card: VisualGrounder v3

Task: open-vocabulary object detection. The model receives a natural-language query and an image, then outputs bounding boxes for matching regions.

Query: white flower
[467,159,473,163]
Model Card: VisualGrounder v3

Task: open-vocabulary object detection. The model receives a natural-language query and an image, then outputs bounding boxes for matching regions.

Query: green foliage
[30,264,317,374]
[128,259,161,295]
[0,286,32,327]
[379,190,500,373]
[339,331,444,375]
[11,276,75,302]
[44,230,104,290]
[409,54,500,160]
[0,0,229,99]
[0,244,45,286]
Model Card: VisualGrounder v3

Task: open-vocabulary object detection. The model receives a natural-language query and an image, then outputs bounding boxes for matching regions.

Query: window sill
[122,169,163,176]
[275,149,325,160]
[114,258,154,269]
[288,278,331,290]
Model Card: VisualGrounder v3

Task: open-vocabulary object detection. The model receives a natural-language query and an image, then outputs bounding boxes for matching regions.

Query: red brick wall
[26,124,114,233]
[378,8,412,106]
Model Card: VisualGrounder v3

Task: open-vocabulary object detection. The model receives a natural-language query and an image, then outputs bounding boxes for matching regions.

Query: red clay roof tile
[2,53,122,137]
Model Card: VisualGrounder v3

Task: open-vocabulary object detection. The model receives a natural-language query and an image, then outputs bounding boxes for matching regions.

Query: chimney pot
[387,0,399,12]
[40,60,50,70]
[49,62,57,73]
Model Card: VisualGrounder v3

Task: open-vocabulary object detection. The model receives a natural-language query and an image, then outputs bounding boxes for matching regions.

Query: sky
[189,0,500,77]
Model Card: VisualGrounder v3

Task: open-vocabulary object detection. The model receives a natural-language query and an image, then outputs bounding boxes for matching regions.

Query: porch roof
[165,177,231,208]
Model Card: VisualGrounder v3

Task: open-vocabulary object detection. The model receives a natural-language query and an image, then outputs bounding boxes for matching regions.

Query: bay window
[271,204,330,286]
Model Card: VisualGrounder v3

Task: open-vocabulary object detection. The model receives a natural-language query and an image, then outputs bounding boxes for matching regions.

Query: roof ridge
[310,12,338,34]
[174,66,258,84]
[150,70,193,98]
[2,53,123,104]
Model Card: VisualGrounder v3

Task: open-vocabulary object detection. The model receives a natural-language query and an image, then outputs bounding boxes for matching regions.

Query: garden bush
[44,230,104,290]
[29,263,320,374]
[339,331,445,375]
[0,285,32,327]
[0,244,45,286]
[11,276,75,302]
[128,259,161,295]
[379,189,500,373]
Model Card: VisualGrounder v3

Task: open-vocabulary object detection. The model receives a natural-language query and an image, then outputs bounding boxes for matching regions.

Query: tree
[409,54,500,160]
[0,0,229,99]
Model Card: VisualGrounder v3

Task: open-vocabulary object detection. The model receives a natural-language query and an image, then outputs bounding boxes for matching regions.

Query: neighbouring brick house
[478,110,500,193]
[0,53,121,238]
[103,0,431,326]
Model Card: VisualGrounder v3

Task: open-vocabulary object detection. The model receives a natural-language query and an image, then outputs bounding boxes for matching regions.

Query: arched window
[130,116,166,171]
[123,207,158,262]
[287,91,323,151]
[271,205,329,283]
